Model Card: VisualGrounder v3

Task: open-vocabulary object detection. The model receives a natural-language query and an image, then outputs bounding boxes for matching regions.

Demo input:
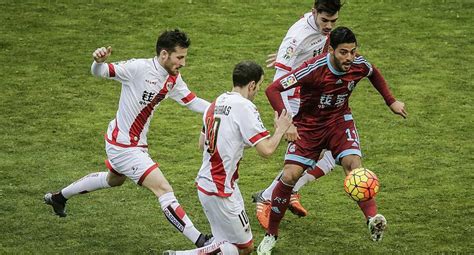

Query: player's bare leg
[340,155,386,241]
[141,169,211,247]
[289,150,334,216]
[257,164,304,254]
[44,171,126,217]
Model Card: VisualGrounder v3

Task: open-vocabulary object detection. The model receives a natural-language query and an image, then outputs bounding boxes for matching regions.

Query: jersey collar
[306,13,320,33]
[152,56,170,76]
[326,54,346,76]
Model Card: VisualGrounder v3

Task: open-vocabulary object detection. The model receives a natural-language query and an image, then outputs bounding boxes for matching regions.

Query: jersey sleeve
[168,74,197,105]
[106,59,140,83]
[237,103,270,147]
[266,57,322,114]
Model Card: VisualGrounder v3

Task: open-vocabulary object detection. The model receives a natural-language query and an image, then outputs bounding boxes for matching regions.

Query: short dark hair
[232,61,264,87]
[329,26,357,49]
[314,0,342,15]
[156,29,191,55]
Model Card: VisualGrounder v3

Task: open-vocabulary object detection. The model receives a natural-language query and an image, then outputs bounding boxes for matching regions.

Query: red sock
[357,198,377,219]
[267,180,293,236]
[306,166,325,179]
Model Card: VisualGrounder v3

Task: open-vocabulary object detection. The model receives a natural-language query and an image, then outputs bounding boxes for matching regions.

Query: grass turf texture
[1,0,472,253]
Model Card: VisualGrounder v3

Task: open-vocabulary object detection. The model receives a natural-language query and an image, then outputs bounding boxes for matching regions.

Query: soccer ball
[344,168,379,202]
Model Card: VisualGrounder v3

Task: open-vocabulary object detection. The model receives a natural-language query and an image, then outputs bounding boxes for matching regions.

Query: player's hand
[265,52,277,68]
[389,100,407,118]
[274,109,292,134]
[284,123,300,142]
[93,46,112,63]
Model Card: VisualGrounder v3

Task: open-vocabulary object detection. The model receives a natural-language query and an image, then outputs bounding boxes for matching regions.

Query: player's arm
[90,46,137,81]
[168,76,211,114]
[255,110,292,158]
[198,132,205,151]
[368,66,408,118]
[91,46,112,77]
[185,97,210,114]
[265,74,299,115]
[265,52,278,68]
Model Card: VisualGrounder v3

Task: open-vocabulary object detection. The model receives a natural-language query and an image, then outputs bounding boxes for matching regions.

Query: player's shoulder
[352,54,372,69]
[301,53,328,68]
[227,93,257,111]
[284,12,318,45]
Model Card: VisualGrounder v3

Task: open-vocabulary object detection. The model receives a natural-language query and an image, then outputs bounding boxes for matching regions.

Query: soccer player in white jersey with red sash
[163,61,292,255]
[253,0,342,227]
[44,29,213,248]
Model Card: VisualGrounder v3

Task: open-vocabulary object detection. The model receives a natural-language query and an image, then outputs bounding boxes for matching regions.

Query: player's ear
[328,45,335,54]
[248,81,256,92]
[160,49,169,60]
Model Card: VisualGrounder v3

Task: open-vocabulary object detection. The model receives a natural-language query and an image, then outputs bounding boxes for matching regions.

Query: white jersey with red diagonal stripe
[196,92,270,197]
[274,12,329,116]
[102,57,197,147]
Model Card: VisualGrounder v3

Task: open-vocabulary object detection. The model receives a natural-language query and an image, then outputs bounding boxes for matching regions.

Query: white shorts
[198,184,253,249]
[105,142,158,185]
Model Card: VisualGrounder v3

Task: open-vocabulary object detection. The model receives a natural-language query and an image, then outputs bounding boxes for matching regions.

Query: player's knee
[107,173,126,187]
[340,155,361,174]
[240,244,254,255]
[281,164,304,185]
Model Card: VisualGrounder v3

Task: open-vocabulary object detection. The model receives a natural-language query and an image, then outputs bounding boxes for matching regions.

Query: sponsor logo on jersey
[140,90,156,105]
[280,74,297,89]
[145,79,157,85]
[310,37,324,46]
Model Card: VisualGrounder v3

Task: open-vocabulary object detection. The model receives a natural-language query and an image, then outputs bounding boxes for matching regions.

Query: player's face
[330,43,357,72]
[313,10,338,35]
[162,46,188,76]
[248,75,264,102]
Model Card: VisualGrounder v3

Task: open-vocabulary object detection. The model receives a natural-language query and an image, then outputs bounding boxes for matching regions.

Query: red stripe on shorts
[138,164,159,186]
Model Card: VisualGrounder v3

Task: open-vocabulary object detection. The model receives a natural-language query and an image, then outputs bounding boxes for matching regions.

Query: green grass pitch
[1,0,473,253]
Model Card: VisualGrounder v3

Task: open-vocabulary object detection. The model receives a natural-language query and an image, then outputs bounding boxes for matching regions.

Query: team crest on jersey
[288,143,296,153]
[166,81,175,91]
[347,80,355,91]
[283,46,295,60]
[336,79,343,85]
[280,74,297,89]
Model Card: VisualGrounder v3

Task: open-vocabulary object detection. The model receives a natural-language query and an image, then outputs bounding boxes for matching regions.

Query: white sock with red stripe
[262,170,283,201]
[159,192,201,245]
[166,240,238,255]
[61,172,111,199]
[293,152,335,192]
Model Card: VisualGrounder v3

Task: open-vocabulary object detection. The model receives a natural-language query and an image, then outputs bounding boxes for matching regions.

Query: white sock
[293,171,316,192]
[169,241,238,255]
[292,151,335,193]
[159,192,201,245]
[61,172,111,199]
[317,150,336,174]
[262,170,283,201]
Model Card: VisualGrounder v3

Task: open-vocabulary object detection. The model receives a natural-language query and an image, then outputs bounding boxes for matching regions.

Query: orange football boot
[288,192,308,217]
